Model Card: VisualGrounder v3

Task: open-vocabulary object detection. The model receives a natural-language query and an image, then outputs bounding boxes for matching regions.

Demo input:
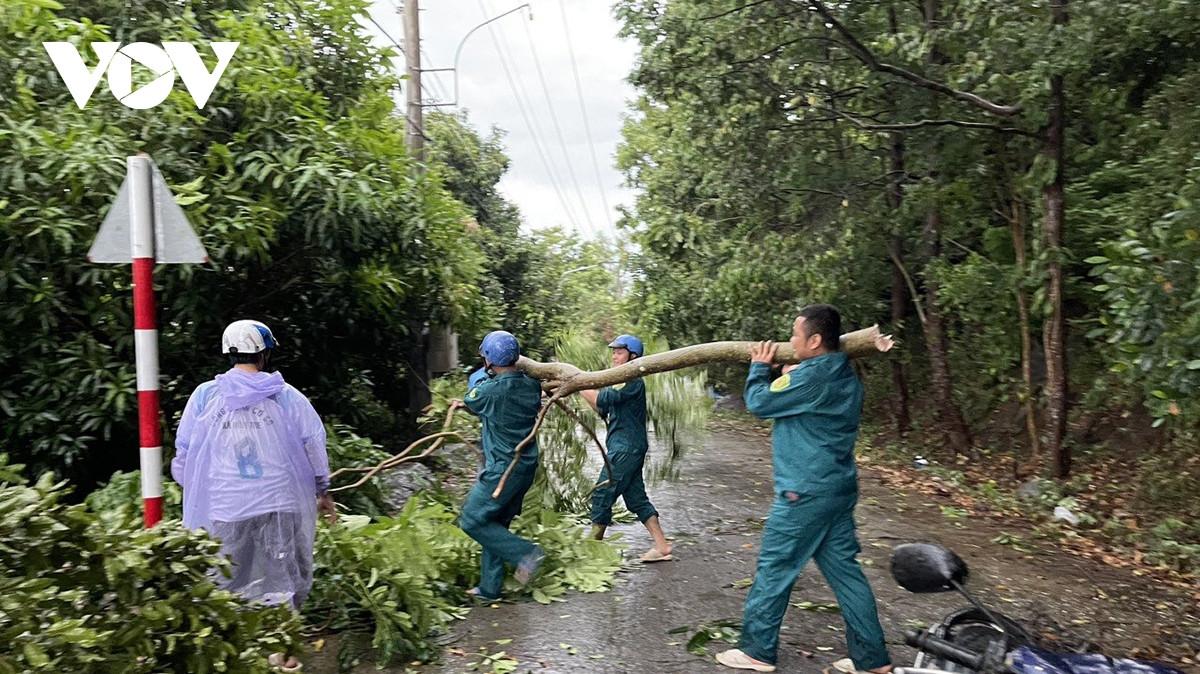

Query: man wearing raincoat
[172,319,335,672]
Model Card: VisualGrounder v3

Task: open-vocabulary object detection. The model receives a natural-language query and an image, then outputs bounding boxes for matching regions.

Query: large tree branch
[698,0,775,21]
[801,0,1022,117]
[827,108,1036,136]
[517,325,894,396]
[491,326,894,497]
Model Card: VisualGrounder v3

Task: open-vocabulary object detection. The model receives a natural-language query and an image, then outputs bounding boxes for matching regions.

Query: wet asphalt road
[312,423,1199,674]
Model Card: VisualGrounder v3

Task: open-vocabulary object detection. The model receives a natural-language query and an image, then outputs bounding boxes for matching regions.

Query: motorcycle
[887,542,1185,674]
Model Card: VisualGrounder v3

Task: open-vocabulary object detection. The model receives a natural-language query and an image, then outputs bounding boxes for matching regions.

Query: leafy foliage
[84,468,183,521]
[306,493,623,667]
[0,455,300,673]
[613,0,1200,464]
[0,0,487,487]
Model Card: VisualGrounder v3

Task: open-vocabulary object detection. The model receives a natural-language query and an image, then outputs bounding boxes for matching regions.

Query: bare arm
[579,389,600,413]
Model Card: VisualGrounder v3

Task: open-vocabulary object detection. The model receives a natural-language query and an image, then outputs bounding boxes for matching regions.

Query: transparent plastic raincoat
[172,368,329,610]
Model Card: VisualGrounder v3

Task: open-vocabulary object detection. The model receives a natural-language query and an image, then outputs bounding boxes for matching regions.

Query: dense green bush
[0,455,301,674]
[84,468,183,521]
[0,0,489,489]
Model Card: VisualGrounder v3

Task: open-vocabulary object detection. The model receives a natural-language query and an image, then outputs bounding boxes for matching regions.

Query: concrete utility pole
[401,0,432,413]
[403,0,424,164]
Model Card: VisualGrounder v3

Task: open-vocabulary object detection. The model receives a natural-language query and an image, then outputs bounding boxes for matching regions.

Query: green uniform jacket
[463,371,543,472]
[596,377,648,457]
[744,352,863,497]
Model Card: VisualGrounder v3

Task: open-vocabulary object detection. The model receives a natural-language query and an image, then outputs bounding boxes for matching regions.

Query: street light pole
[421,3,531,108]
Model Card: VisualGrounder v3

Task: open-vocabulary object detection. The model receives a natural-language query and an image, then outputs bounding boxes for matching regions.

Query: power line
[363,0,545,230]
[420,47,454,103]
[364,12,405,55]
[558,0,615,232]
[517,7,596,234]
[363,5,433,143]
[474,0,583,232]
[478,0,584,232]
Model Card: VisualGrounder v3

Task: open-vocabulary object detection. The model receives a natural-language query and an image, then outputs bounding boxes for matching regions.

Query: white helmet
[221,320,278,354]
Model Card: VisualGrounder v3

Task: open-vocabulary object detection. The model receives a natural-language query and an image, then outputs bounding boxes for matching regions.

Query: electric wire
[474,0,584,231]
[557,0,615,231]
[516,5,596,233]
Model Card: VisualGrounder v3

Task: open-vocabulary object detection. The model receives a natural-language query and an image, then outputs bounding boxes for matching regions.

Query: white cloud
[364,0,639,239]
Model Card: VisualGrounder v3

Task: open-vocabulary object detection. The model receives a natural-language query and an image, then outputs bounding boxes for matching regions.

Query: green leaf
[685,630,712,656]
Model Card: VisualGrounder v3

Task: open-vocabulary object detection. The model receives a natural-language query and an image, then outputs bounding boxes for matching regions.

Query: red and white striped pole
[129,156,163,527]
[90,154,207,527]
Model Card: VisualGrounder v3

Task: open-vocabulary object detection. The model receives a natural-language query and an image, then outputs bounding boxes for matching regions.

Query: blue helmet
[607,334,644,358]
[479,330,520,366]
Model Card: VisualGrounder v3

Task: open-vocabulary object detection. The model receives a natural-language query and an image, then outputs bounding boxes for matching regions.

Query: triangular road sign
[88,158,209,264]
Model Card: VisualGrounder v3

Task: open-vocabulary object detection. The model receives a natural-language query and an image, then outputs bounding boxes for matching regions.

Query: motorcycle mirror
[890,542,970,593]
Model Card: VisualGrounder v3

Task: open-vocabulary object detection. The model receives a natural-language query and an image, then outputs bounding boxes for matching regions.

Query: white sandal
[639,548,674,563]
[833,657,892,674]
[715,648,777,672]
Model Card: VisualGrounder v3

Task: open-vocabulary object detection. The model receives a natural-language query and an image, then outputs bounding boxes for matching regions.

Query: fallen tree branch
[329,407,476,494]
[330,406,460,480]
[329,430,476,493]
[517,325,894,397]
[337,328,895,499]
[493,326,894,497]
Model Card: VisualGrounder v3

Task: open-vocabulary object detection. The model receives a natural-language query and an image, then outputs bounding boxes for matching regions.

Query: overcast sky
[363,0,639,239]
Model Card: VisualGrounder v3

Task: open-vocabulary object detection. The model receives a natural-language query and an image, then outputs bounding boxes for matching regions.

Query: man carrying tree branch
[717,305,892,674]
[450,330,546,601]
[578,334,673,563]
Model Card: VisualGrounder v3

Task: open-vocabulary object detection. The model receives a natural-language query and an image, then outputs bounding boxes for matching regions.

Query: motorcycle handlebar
[905,629,988,672]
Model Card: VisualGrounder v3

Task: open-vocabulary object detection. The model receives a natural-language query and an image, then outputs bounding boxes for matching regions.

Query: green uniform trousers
[459,463,542,600]
[738,491,890,669]
[589,451,658,526]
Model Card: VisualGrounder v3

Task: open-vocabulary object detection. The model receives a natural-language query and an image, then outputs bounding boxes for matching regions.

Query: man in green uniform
[579,334,672,563]
[451,330,546,601]
[717,305,892,674]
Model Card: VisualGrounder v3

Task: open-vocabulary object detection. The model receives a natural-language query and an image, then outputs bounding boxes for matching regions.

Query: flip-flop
[639,548,673,563]
[466,587,501,602]
[514,550,546,586]
[715,648,776,672]
[832,657,892,674]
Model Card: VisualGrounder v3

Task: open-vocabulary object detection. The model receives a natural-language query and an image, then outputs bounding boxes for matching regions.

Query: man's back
[744,351,864,497]
[464,371,543,470]
[173,368,327,529]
